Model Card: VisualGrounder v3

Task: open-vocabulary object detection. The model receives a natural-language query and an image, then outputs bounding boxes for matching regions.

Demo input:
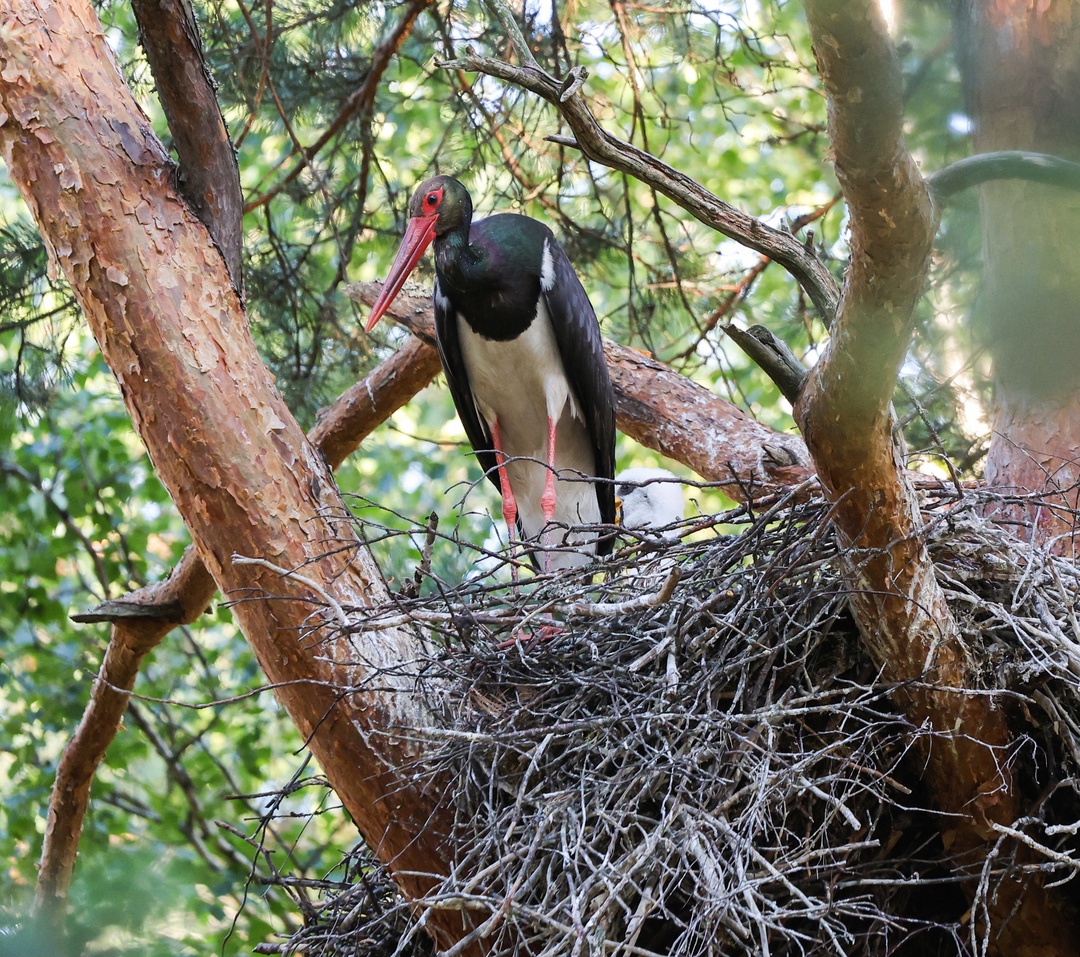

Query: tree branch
[928,150,1080,201]
[347,282,813,496]
[437,3,840,324]
[35,331,446,916]
[34,550,217,915]
[132,0,244,289]
[722,324,808,405]
[795,3,1074,952]
[309,334,443,470]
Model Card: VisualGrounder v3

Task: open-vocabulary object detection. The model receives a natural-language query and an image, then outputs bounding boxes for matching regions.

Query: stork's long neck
[434,222,480,290]
[433,214,546,341]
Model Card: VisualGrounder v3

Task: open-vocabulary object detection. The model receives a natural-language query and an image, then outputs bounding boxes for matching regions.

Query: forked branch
[132,0,244,288]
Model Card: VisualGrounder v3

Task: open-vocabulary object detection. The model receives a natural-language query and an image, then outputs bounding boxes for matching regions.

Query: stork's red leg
[540,415,558,573]
[490,418,520,581]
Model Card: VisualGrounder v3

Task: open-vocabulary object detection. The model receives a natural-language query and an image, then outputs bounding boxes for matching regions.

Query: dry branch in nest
[260,487,1080,957]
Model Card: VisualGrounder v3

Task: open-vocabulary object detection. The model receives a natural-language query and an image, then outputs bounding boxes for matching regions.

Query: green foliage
[0,340,330,952]
[0,224,79,410]
[0,0,992,951]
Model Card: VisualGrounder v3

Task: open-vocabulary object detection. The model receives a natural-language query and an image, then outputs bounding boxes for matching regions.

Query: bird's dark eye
[426,192,439,207]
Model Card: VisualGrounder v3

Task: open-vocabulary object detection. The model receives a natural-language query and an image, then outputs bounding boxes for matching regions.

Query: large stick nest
[263,486,1080,957]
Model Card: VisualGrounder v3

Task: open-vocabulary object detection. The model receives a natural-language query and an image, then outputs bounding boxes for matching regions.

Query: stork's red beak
[365,213,439,332]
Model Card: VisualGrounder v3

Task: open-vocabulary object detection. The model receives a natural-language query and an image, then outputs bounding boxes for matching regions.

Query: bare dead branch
[568,565,681,616]
[231,555,350,628]
[670,194,842,364]
[436,2,840,324]
[132,0,244,289]
[69,599,186,623]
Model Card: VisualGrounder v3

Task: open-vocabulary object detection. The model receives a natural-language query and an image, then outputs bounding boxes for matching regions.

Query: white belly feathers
[457,299,602,568]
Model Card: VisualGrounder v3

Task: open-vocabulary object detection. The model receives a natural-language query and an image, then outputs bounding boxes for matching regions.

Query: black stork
[365,175,616,572]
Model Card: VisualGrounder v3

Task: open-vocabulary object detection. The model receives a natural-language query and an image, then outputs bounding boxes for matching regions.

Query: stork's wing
[432,279,502,496]
[543,241,617,542]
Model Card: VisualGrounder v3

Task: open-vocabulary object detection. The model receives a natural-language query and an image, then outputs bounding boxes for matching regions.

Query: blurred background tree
[0,0,999,951]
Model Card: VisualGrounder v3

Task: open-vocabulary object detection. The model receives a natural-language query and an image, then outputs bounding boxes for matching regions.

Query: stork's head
[406,175,472,235]
[365,175,473,332]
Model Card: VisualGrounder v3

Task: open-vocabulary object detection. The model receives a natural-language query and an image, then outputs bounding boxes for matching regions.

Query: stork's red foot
[496,624,564,650]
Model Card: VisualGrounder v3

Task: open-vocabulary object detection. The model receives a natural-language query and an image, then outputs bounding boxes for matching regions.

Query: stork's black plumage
[366,176,616,571]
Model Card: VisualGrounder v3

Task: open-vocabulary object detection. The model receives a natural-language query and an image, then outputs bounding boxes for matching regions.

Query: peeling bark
[0,3,479,951]
[797,2,1078,952]
[36,334,447,916]
[132,0,244,289]
[347,283,813,497]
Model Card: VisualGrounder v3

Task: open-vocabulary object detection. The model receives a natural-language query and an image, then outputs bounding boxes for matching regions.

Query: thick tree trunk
[956,0,1080,554]
[797,3,1079,952]
[36,333,446,916]
[0,3,478,951]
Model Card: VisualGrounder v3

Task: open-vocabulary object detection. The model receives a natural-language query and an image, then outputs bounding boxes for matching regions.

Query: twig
[568,566,681,617]
[231,555,350,628]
